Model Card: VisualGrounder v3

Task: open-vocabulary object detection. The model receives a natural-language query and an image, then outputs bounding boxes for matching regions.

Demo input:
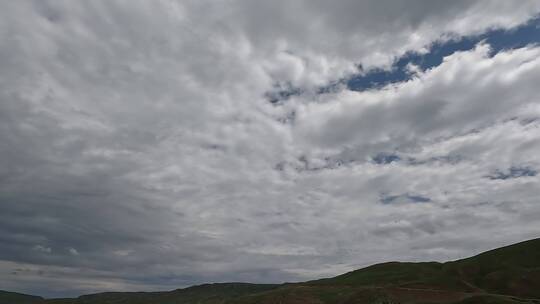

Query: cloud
[295,44,540,151]
[0,0,540,298]
[380,194,431,204]
[33,246,52,254]
[487,166,538,180]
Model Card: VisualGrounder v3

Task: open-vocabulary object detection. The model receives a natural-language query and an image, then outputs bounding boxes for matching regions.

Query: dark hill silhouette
[2,238,540,304]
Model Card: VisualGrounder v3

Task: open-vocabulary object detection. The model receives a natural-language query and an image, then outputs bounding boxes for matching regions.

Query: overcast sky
[1,0,540,298]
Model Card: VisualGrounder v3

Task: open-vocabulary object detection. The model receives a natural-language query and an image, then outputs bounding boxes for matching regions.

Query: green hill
[2,238,540,304]
[443,238,540,298]
[43,283,279,304]
[0,290,44,304]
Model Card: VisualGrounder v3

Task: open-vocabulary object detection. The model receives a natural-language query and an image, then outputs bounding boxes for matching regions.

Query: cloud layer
[1,0,539,297]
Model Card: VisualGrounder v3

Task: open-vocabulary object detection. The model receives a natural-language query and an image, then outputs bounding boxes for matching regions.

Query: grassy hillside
[0,290,44,304]
[444,238,540,298]
[298,238,540,300]
[44,283,279,304]
[232,238,540,303]
[3,238,540,304]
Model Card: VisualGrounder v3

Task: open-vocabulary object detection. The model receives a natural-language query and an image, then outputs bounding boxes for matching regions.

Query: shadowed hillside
[43,283,278,304]
[2,238,539,304]
[0,291,44,304]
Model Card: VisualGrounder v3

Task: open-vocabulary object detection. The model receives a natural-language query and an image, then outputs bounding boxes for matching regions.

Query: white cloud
[0,0,539,297]
[33,245,52,254]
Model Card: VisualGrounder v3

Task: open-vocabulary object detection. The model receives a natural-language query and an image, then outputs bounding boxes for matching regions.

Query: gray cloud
[1,0,540,298]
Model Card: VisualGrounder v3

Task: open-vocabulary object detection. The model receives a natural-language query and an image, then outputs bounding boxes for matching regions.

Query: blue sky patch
[265,16,540,103]
[347,16,540,91]
[372,153,401,164]
[381,193,431,204]
[487,166,538,180]
[265,85,303,104]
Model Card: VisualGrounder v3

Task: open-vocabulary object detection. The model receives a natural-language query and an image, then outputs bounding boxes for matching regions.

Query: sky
[1,0,540,298]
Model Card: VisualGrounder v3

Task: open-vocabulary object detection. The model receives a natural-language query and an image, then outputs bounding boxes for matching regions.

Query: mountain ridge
[2,238,539,304]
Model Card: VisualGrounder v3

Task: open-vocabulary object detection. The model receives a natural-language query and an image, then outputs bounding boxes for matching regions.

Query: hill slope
[306,238,540,295]
[44,283,279,304]
[2,238,539,304]
[0,291,44,304]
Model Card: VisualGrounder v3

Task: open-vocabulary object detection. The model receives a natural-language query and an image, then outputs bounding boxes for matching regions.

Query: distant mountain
[14,283,279,304]
[3,238,540,304]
